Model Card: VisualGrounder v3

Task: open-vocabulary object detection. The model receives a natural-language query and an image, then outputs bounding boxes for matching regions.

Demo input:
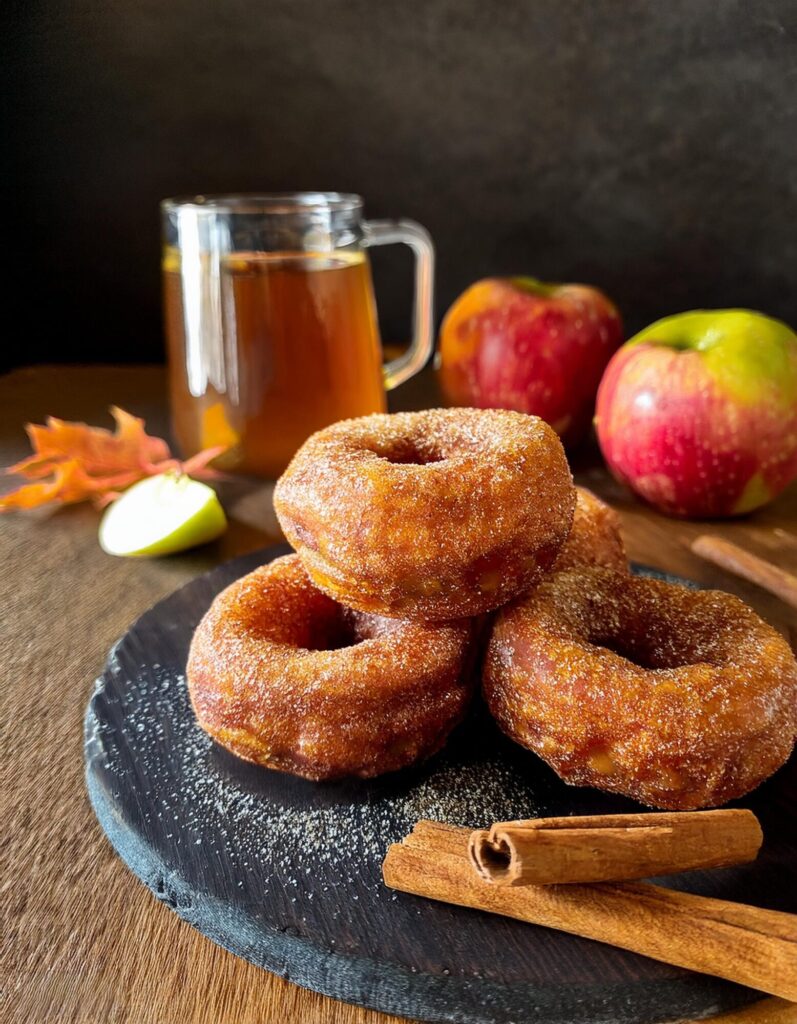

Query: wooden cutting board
[84,545,797,1024]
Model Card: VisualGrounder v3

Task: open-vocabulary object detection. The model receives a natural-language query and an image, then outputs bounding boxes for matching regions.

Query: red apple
[438,277,623,445]
[595,309,797,518]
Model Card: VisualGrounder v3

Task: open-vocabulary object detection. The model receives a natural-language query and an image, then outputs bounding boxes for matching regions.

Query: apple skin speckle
[438,278,623,447]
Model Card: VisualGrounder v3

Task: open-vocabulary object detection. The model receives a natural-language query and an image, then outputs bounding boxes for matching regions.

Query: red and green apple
[595,309,797,518]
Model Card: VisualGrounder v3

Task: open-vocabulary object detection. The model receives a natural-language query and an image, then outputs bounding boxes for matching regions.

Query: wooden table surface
[2,365,796,1024]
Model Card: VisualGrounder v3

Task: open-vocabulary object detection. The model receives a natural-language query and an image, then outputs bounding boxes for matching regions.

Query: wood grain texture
[2,366,796,1024]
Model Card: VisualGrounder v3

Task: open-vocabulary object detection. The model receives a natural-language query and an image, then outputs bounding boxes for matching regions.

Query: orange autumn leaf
[0,408,226,512]
[0,461,87,509]
[0,460,139,511]
[7,406,171,479]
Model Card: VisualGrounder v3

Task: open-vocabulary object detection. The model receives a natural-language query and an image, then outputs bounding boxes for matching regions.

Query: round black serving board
[85,546,797,1024]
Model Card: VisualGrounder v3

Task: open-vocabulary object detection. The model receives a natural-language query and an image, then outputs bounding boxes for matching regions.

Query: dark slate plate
[84,545,797,1024]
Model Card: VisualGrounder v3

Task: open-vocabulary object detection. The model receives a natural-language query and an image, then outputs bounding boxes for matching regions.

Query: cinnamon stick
[691,535,797,611]
[469,809,762,886]
[383,821,797,1001]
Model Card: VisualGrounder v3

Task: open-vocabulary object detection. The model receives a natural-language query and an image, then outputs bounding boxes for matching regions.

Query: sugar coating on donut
[553,486,628,573]
[187,554,475,780]
[274,408,576,620]
[483,566,797,809]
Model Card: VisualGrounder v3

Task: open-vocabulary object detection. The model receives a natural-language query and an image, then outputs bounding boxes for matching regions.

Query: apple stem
[510,276,559,298]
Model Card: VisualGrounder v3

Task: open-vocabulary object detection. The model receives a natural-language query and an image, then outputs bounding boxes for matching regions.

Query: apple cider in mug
[163,250,385,477]
[161,194,434,478]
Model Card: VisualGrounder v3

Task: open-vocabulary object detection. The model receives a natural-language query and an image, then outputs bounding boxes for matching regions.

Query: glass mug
[161,193,434,477]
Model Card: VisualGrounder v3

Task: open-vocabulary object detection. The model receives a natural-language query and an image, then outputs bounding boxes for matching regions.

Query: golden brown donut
[483,566,797,809]
[274,408,576,620]
[187,554,475,780]
[553,486,628,572]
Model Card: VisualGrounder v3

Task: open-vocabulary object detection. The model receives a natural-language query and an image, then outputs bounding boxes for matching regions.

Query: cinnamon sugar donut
[553,486,628,573]
[187,554,475,780]
[274,408,575,620]
[483,566,797,809]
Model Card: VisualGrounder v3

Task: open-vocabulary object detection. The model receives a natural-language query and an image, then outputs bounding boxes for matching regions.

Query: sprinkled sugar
[94,658,539,908]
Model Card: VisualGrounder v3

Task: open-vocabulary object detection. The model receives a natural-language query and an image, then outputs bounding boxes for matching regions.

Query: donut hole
[574,577,712,671]
[300,607,399,651]
[387,450,445,466]
[589,629,696,671]
[305,618,359,651]
[301,614,361,652]
[369,437,447,466]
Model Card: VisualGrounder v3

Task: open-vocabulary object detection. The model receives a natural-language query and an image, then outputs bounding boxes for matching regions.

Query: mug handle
[362,219,435,390]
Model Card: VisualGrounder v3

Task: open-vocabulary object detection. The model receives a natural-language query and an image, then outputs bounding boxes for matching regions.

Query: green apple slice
[99,473,227,557]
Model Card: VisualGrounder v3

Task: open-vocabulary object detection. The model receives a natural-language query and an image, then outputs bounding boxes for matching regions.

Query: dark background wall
[4,0,797,370]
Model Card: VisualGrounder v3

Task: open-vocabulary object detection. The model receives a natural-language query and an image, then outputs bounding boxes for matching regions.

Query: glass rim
[160,192,363,215]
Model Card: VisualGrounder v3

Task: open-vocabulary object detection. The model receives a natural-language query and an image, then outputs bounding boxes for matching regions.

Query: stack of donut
[188,408,797,810]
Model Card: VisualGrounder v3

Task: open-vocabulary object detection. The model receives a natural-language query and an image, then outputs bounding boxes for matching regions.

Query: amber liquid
[163,250,387,477]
